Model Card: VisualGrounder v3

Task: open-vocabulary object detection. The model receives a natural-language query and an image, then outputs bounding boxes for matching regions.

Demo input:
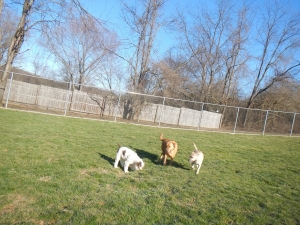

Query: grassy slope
[0,108,299,224]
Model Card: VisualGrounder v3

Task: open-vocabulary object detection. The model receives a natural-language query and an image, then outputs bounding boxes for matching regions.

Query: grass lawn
[0,108,300,224]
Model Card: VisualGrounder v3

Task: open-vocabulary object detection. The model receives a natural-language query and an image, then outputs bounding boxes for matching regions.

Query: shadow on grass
[168,161,189,170]
[97,152,115,166]
[133,147,189,170]
[132,148,158,163]
[97,148,188,171]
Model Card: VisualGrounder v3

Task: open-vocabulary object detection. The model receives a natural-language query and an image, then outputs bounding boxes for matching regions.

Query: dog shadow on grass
[133,148,157,163]
[133,147,189,170]
[97,152,115,166]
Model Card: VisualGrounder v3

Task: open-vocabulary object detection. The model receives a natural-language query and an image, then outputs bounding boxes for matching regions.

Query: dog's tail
[117,143,121,148]
[193,143,198,151]
[159,133,164,140]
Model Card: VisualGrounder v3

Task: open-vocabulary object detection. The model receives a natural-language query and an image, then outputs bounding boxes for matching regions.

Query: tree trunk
[0,0,5,104]
[0,0,34,102]
[2,0,34,82]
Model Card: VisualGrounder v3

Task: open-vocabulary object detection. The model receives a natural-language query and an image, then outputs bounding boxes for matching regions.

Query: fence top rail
[125,91,300,114]
[2,69,300,115]
[1,70,62,84]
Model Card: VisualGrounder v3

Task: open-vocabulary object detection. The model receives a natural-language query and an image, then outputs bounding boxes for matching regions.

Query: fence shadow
[97,152,115,166]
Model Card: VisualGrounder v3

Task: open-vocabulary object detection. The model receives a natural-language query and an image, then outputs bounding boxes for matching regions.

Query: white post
[158,97,165,127]
[114,93,121,122]
[290,113,296,137]
[5,72,14,108]
[64,81,72,116]
[262,110,269,135]
[197,103,204,130]
[233,107,240,133]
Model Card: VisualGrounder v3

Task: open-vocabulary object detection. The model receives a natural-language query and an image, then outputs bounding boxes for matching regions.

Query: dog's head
[188,150,200,163]
[136,160,145,170]
[166,141,175,152]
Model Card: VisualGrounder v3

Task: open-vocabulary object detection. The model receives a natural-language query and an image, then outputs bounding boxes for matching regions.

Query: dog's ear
[159,134,164,140]
[137,161,144,168]
[122,150,126,156]
[118,143,121,148]
[172,141,177,148]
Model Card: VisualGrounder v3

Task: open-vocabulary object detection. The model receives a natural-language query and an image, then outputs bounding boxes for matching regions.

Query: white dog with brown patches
[114,145,145,173]
[188,143,204,174]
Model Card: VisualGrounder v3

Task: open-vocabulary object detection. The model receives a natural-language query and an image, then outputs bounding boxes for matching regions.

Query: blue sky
[81,0,193,59]
[17,0,300,84]
[81,0,300,57]
[18,0,195,73]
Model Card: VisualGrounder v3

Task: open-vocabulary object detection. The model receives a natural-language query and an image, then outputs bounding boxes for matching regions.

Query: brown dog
[159,133,178,165]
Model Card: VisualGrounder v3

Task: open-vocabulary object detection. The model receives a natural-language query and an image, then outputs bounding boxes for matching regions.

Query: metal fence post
[262,110,269,135]
[158,97,165,127]
[197,103,204,130]
[233,107,240,133]
[5,72,14,108]
[64,81,72,116]
[114,93,121,122]
[290,113,296,137]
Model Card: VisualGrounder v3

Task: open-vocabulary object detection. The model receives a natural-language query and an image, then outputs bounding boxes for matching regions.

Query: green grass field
[0,108,299,224]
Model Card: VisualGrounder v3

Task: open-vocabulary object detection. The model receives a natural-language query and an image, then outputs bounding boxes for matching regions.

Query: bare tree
[0,0,3,64]
[239,1,300,126]
[252,79,300,112]
[96,53,123,90]
[31,51,51,77]
[40,8,119,91]
[1,0,34,83]
[219,4,251,106]
[175,0,242,104]
[117,0,166,120]
[121,0,166,93]
[0,0,94,101]
[246,1,300,109]
[0,8,18,66]
[153,50,193,100]
[141,0,251,110]
[0,5,19,66]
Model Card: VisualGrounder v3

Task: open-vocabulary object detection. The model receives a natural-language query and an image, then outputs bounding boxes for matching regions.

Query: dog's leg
[114,153,120,168]
[197,156,204,174]
[170,158,173,166]
[196,160,203,174]
[160,154,164,161]
[163,155,167,165]
[196,164,200,174]
[123,161,130,173]
[129,163,136,171]
[120,159,125,168]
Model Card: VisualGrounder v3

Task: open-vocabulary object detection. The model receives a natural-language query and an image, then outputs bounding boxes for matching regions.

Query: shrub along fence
[1,71,299,136]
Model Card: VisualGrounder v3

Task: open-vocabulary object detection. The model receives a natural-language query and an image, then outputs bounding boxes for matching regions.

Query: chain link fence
[1,71,299,136]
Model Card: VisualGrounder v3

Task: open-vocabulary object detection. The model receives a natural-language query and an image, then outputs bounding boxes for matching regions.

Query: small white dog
[114,145,145,173]
[188,143,204,174]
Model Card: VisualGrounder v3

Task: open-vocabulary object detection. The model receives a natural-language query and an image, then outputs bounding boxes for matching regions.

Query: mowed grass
[0,108,299,224]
